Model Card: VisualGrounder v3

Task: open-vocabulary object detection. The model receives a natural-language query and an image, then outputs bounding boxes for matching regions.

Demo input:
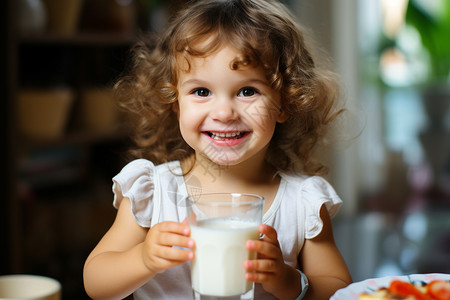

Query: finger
[259,224,279,245]
[245,270,271,283]
[246,239,281,259]
[153,244,194,262]
[244,259,277,273]
[158,232,195,249]
[156,221,190,236]
[142,242,194,273]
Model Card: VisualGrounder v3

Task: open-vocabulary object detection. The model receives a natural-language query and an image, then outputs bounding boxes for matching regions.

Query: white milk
[191,219,259,297]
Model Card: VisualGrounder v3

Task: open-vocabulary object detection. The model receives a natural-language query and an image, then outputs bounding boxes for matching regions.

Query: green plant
[405,0,450,85]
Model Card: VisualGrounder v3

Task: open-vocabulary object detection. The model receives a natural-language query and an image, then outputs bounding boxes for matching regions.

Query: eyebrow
[179,79,207,88]
[179,78,270,88]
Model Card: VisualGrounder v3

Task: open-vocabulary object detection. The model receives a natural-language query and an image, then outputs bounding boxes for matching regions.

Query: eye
[193,88,211,97]
[238,87,258,97]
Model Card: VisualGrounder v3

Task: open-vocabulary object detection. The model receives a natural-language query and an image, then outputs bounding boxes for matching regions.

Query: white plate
[331,273,450,300]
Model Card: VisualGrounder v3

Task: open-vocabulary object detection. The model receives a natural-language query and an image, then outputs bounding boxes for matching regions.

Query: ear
[276,108,289,123]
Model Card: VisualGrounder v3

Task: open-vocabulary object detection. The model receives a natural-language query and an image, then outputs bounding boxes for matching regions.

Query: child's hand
[244,224,298,297]
[141,221,194,274]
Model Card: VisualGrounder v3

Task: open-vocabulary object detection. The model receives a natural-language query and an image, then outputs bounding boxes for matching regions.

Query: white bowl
[0,275,61,300]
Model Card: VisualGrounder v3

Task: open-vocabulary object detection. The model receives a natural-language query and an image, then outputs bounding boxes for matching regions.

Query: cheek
[177,100,190,125]
[178,114,194,135]
[178,117,196,150]
[177,105,202,141]
[244,100,280,130]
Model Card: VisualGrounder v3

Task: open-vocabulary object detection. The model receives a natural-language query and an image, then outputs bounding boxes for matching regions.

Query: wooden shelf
[18,32,139,46]
[4,4,135,299]
[19,126,130,150]
[1,0,178,298]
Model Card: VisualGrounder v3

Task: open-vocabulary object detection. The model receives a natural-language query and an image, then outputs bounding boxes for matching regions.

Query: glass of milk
[188,193,264,300]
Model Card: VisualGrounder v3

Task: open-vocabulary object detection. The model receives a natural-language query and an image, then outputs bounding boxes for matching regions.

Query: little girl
[83,0,353,299]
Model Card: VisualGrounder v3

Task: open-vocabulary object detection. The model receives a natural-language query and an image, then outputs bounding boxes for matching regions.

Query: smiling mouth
[206,131,248,141]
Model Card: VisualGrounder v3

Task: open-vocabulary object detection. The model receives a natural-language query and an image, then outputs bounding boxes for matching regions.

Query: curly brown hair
[115,0,344,176]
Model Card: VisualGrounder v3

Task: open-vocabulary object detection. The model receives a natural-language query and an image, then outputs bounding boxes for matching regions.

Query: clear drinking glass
[188,193,264,300]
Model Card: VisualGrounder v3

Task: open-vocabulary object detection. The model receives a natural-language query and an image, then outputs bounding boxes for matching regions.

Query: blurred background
[1,0,449,299]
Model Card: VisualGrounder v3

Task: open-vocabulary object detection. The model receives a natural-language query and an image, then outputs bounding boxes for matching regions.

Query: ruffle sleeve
[112,159,155,228]
[300,176,342,239]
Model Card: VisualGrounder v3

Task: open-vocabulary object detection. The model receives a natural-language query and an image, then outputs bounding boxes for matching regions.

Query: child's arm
[244,204,352,300]
[299,205,353,300]
[83,197,194,300]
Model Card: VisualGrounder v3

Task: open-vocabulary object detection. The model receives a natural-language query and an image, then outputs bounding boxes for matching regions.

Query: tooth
[208,131,246,140]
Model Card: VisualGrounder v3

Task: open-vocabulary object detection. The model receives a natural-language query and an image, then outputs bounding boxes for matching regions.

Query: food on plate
[358,279,450,300]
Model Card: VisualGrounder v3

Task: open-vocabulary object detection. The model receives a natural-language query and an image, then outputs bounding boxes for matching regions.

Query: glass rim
[189,192,264,206]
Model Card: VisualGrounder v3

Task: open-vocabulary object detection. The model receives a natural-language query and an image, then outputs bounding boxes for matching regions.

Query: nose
[210,97,238,122]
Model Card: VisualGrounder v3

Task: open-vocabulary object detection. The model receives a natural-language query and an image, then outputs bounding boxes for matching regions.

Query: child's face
[176,45,286,167]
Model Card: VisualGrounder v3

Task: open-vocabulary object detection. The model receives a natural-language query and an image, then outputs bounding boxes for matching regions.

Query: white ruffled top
[112,159,342,300]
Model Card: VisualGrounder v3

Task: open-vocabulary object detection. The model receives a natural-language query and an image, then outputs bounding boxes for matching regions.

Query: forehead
[175,37,260,76]
[177,46,235,70]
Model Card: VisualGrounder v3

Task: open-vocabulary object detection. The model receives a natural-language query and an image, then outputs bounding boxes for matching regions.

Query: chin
[212,158,241,167]
[200,153,243,168]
